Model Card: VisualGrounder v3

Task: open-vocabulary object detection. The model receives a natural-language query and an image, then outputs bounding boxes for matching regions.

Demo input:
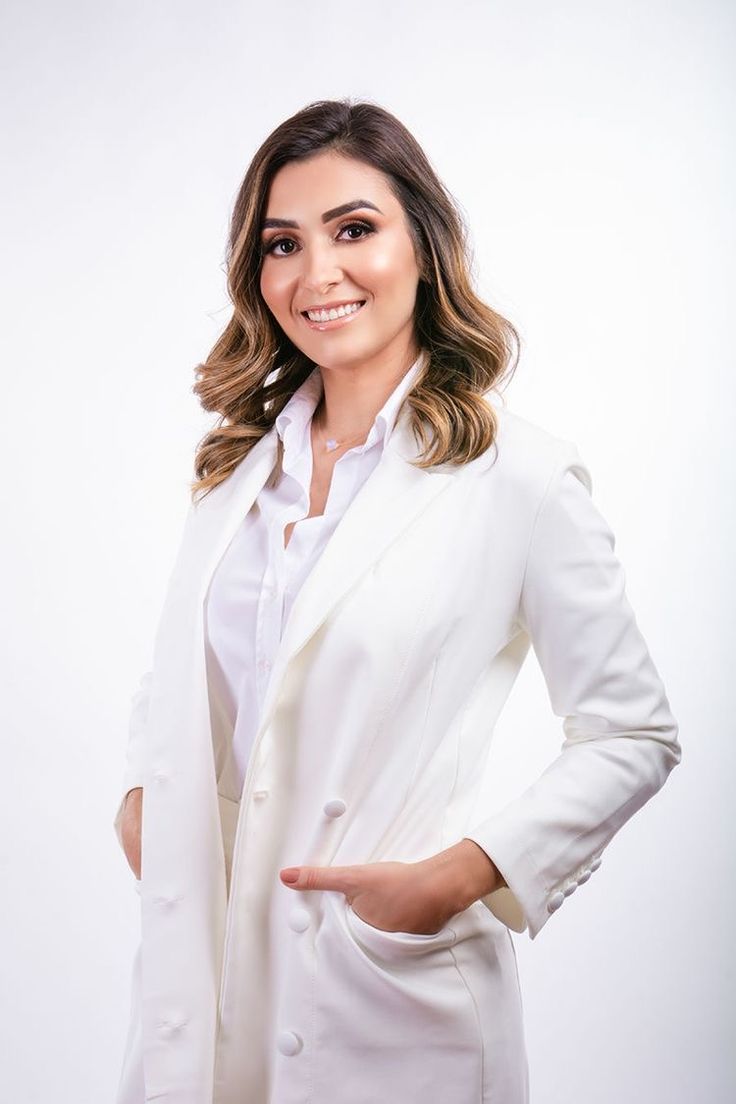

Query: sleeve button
[547,891,565,913]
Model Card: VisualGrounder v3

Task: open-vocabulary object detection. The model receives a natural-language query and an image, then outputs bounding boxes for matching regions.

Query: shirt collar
[275,348,427,457]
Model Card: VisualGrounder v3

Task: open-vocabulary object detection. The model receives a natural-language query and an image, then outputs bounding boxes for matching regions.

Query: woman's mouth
[300,299,367,331]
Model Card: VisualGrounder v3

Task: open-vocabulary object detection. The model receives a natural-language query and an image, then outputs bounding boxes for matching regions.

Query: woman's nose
[299,243,343,296]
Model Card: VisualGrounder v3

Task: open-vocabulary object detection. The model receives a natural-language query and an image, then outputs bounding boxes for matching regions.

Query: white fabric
[204,350,426,803]
[112,367,681,1104]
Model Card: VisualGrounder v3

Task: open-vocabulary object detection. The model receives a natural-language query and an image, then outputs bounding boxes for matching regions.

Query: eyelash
[261,219,376,257]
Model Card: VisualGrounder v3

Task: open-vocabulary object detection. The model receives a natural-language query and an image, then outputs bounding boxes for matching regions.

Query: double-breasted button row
[284,797,346,937]
[547,854,602,914]
[277,925,308,1057]
[277,794,349,1055]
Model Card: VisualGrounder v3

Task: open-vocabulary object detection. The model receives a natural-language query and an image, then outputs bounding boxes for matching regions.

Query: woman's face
[259,151,422,370]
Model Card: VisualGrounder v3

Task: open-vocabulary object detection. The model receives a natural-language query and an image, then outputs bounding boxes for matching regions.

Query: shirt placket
[254,443,311,712]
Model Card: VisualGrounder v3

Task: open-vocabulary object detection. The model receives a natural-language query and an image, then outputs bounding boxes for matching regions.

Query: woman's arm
[463,443,682,939]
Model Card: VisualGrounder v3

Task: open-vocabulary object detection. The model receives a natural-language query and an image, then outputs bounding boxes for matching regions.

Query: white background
[1,1,732,1101]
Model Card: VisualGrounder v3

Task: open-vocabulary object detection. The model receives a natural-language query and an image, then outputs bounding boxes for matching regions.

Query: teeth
[306,300,364,322]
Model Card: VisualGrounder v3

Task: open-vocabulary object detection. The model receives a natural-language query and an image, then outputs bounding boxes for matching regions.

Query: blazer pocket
[344,900,457,963]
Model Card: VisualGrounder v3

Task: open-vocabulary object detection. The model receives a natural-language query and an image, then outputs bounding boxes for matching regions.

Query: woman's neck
[314,345,421,442]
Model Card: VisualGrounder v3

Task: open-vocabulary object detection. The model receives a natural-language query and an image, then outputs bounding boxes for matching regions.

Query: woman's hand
[121,787,143,880]
[278,839,505,935]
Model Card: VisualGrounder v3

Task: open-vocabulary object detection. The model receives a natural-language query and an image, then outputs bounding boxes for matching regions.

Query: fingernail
[281,868,299,884]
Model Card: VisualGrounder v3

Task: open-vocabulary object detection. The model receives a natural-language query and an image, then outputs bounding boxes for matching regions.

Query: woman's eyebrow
[261,198,383,231]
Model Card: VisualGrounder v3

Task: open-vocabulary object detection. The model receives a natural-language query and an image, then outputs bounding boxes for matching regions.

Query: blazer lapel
[180,391,500,747]
[258,404,499,733]
[175,426,281,608]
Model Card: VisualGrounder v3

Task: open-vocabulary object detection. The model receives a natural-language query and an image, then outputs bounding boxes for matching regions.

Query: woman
[113,99,681,1104]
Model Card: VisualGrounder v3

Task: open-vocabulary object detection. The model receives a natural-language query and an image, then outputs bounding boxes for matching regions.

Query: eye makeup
[261,219,377,258]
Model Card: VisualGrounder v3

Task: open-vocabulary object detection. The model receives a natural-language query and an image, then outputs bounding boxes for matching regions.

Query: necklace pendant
[325,438,339,452]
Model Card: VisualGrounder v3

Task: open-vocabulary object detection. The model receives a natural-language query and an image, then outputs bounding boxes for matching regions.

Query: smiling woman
[257,151,427,427]
[113,97,681,1104]
[187,99,521,501]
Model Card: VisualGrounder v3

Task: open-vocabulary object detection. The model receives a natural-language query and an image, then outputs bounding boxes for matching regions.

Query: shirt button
[577,869,592,884]
[323,798,347,818]
[563,883,577,897]
[277,1030,303,1056]
[288,906,311,932]
[253,789,269,801]
[590,856,602,871]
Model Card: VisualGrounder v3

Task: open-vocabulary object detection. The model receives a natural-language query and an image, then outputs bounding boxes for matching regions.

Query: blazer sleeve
[110,496,199,852]
[463,443,682,940]
[112,669,154,851]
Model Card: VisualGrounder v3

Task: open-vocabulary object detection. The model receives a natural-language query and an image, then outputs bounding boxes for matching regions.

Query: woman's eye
[263,238,296,257]
[261,220,375,257]
[340,220,374,241]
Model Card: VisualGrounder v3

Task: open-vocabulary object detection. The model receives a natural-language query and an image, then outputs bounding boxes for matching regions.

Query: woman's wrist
[425,838,508,915]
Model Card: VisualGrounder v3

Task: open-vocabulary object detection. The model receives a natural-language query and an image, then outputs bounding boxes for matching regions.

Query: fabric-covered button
[253,790,269,801]
[323,798,346,818]
[153,894,181,909]
[277,1030,303,1056]
[563,882,577,897]
[577,869,592,884]
[547,891,565,913]
[288,906,311,932]
[157,1016,188,1036]
[590,856,602,871]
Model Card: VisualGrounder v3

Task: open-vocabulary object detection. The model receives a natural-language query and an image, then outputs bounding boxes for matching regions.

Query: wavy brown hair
[190,97,520,503]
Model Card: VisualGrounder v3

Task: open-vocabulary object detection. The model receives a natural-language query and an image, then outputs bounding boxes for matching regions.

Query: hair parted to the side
[190,97,520,503]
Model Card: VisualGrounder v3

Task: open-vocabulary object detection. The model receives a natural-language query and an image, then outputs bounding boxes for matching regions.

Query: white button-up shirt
[204,350,426,801]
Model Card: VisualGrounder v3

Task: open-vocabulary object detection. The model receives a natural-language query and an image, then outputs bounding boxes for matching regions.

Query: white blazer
[113,389,681,1104]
